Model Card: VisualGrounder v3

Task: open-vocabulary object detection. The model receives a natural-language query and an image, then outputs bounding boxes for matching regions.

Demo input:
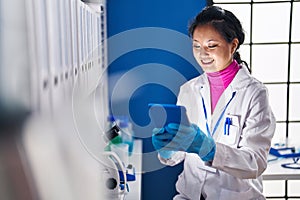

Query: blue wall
[107,1,207,199]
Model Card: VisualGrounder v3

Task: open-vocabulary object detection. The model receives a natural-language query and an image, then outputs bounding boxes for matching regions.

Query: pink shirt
[206,60,240,113]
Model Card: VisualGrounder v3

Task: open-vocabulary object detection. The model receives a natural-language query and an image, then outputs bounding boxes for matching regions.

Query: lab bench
[263,158,300,199]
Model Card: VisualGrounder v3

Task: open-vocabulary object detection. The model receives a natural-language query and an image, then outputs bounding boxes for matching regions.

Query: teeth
[201,59,214,64]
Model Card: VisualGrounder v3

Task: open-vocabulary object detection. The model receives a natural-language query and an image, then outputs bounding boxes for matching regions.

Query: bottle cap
[107,115,115,122]
[105,124,120,141]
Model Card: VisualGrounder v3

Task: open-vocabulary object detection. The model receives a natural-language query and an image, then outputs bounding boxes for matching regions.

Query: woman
[152,6,276,200]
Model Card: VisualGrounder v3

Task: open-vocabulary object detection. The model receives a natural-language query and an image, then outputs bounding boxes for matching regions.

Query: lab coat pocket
[219,115,240,146]
[223,125,238,145]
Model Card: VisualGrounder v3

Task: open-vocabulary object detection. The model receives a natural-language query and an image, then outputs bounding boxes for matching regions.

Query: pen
[224,117,232,135]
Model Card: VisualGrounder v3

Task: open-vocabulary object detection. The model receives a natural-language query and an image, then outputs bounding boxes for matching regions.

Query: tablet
[148,103,191,128]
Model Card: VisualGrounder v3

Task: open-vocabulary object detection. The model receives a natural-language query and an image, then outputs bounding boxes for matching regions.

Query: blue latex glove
[152,127,175,159]
[164,123,216,162]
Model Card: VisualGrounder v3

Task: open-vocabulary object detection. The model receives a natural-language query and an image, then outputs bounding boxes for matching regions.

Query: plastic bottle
[103,124,122,151]
[118,117,134,156]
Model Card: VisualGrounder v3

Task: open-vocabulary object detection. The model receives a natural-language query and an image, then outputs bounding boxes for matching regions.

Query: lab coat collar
[229,65,253,91]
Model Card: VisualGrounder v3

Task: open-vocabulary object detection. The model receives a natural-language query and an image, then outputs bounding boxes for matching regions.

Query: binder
[59,0,73,102]
[86,5,101,95]
[26,0,52,114]
[70,0,79,95]
[45,0,64,112]
[75,1,87,97]
[24,0,39,112]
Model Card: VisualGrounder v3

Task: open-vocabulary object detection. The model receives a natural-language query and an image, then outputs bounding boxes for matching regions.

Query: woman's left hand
[152,123,216,161]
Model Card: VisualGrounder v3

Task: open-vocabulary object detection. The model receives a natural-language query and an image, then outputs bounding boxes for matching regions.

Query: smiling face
[192,24,239,73]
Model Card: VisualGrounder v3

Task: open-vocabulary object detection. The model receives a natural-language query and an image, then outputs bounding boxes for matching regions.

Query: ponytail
[234,51,251,73]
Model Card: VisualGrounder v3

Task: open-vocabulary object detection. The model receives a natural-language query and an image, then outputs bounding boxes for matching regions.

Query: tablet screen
[148,103,190,127]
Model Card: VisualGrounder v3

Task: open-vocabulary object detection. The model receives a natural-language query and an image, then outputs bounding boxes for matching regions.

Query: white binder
[44,0,64,112]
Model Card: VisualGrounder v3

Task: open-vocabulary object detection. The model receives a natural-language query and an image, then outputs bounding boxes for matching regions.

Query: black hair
[188,6,250,71]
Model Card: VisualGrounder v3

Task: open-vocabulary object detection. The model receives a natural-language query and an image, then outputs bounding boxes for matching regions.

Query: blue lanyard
[201,91,236,137]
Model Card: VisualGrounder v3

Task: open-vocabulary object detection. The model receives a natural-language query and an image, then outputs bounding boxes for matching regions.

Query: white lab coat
[158,66,276,200]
